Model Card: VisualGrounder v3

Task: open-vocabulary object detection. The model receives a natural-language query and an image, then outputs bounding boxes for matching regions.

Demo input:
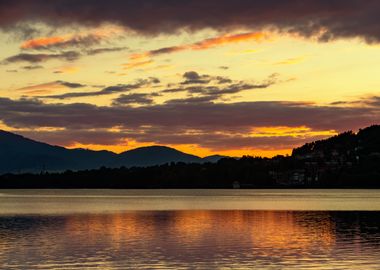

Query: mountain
[117,146,202,167]
[203,155,229,163]
[0,130,215,174]
[0,130,116,173]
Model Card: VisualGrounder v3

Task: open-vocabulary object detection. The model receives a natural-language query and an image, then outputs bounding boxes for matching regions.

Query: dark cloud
[161,87,186,94]
[181,71,258,87]
[163,72,278,100]
[1,51,80,64]
[216,76,232,84]
[40,78,159,99]
[182,71,211,85]
[16,81,86,92]
[3,22,43,40]
[330,96,380,107]
[0,96,379,149]
[165,96,216,105]
[2,46,127,65]
[22,65,43,70]
[85,47,128,55]
[22,33,107,51]
[366,96,380,107]
[112,93,160,106]
[56,80,85,89]
[1,1,380,42]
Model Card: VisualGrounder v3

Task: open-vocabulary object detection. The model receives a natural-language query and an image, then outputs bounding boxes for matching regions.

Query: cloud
[1,51,80,64]
[165,96,216,105]
[55,81,85,89]
[123,60,154,70]
[0,96,378,150]
[20,26,125,50]
[16,80,86,95]
[22,65,43,70]
[131,32,266,59]
[53,66,79,74]
[4,22,43,40]
[18,81,85,91]
[330,96,380,107]
[2,46,127,66]
[6,65,44,73]
[21,36,67,50]
[162,72,278,100]
[112,93,160,106]
[1,1,380,43]
[86,47,128,55]
[40,78,160,99]
[179,71,262,88]
[22,34,103,50]
[182,71,211,85]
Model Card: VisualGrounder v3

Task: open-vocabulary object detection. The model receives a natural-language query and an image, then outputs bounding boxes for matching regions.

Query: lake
[1,189,380,269]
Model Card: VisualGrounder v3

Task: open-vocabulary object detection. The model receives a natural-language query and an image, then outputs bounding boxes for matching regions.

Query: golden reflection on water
[1,211,380,269]
[63,211,334,246]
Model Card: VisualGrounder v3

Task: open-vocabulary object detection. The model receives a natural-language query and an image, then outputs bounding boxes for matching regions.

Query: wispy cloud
[86,47,127,55]
[40,78,160,99]
[130,32,267,59]
[162,71,279,101]
[112,93,161,106]
[22,65,43,70]
[53,65,79,74]
[1,51,80,64]
[123,60,154,70]
[20,26,125,50]
[16,80,86,95]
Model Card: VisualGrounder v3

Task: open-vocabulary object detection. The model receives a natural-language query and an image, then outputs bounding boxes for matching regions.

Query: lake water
[0,189,380,269]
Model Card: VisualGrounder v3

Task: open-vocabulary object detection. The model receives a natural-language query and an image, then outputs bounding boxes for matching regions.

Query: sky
[0,0,379,157]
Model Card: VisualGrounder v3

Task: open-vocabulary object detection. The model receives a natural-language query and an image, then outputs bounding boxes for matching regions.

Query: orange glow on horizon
[66,142,293,158]
[250,126,337,138]
[64,126,335,157]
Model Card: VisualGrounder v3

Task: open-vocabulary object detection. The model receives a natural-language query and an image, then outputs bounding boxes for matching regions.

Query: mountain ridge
[0,130,224,173]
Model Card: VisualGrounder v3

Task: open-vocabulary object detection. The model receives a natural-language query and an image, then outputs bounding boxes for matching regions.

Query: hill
[0,130,215,173]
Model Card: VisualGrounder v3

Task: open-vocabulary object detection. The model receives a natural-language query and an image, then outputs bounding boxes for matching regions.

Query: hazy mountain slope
[0,130,116,173]
[0,130,216,173]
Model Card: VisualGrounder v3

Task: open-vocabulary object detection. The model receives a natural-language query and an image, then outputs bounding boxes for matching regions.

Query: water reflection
[1,211,380,269]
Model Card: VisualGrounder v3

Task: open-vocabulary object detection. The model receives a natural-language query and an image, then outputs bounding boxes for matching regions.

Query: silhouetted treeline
[1,125,380,188]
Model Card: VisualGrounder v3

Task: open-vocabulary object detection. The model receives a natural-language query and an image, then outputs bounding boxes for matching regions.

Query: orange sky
[0,1,379,157]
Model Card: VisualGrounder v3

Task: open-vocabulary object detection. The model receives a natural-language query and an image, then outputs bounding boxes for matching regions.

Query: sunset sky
[0,0,379,157]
